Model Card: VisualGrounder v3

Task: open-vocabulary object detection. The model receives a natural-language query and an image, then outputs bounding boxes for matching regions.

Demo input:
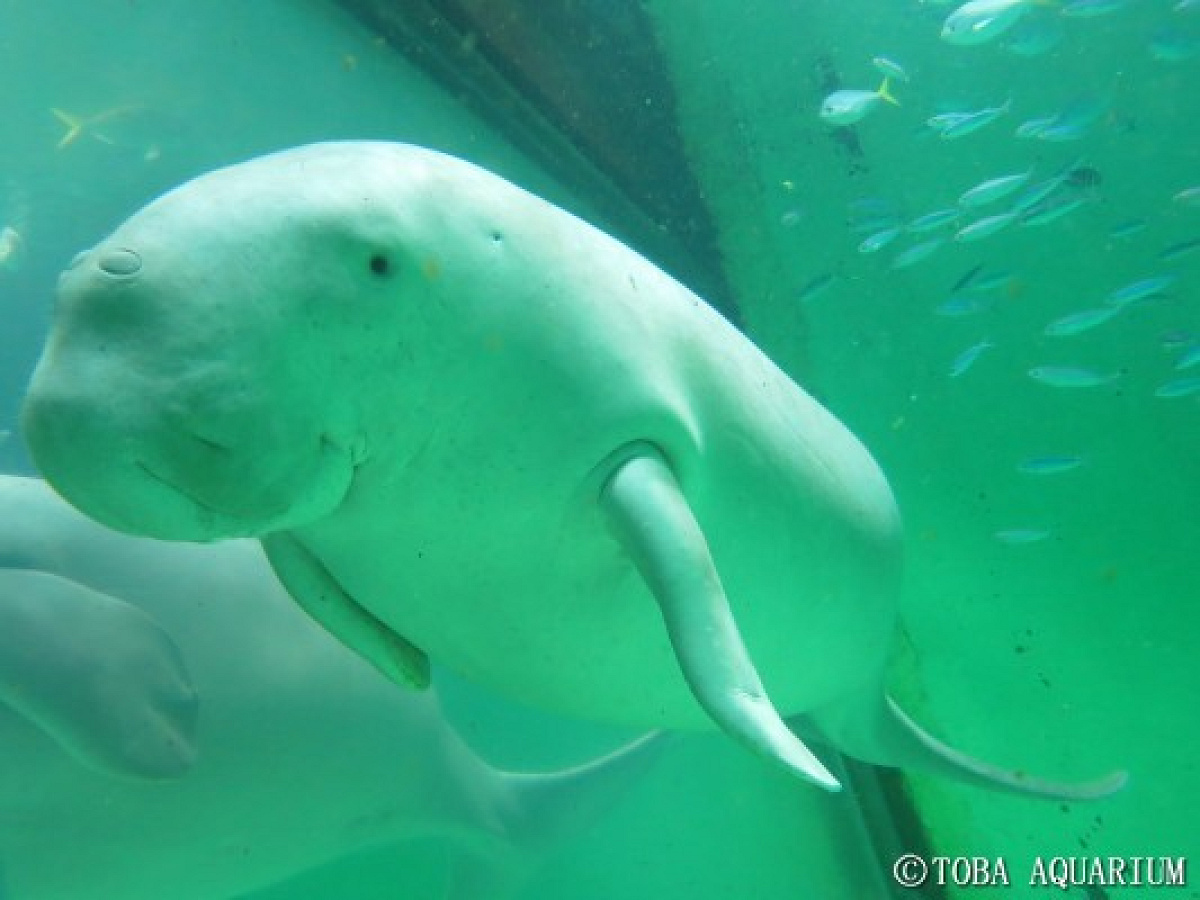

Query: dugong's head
[22,143,452,541]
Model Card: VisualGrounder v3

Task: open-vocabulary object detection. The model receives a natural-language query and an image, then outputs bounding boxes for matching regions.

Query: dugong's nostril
[98,248,143,277]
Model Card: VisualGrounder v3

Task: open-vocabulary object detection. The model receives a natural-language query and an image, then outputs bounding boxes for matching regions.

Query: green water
[0,1,1196,898]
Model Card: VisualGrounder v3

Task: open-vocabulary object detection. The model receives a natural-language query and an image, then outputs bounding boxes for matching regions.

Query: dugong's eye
[368,254,390,277]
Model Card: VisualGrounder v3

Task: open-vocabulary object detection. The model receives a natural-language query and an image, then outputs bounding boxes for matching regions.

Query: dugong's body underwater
[22,141,1123,798]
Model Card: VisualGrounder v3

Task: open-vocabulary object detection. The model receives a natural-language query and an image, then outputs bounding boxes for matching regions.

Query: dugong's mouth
[133,461,265,539]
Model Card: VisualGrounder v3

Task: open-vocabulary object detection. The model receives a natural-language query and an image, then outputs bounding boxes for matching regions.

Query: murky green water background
[1,1,1196,897]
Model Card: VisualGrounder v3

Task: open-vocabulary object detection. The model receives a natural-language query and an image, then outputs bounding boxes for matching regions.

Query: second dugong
[0,474,660,900]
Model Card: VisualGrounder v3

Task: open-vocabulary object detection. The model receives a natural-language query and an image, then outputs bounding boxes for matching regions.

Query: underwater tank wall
[0,0,1195,897]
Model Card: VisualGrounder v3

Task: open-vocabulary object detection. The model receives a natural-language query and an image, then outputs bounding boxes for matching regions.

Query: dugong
[0,474,660,900]
[21,141,1123,798]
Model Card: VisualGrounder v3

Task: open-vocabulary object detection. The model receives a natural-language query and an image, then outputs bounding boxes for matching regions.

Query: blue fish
[1035,122,1091,142]
[1154,376,1200,398]
[907,209,961,233]
[1018,194,1089,229]
[859,227,903,253]
[949,339,995,377]
[873,56,910,82]
[797,272,840,304]
[1011,164,1078,211]
[936,101,1012,139]
[959,171,1032,208]
[935,294,992,317]
[1173,186,1200,206]
[1159,237,1200,262]
[966,269,1018,293]
[955,212,1018,242]
[1028,365,1120,388]
[891,238,945,269]
[1109,219,1148,239]
[1176,344,1200,371]
[1106,275,1176,308]
[994,528,1052,545]
[1043,306,1120,337]
[1017,455,1084,475]
[1015,116,1058,139]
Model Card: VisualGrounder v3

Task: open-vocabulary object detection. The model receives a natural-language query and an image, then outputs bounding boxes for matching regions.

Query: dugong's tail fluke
[600,451,842,792]
[446,730,668,900]
[809,688,1128,801]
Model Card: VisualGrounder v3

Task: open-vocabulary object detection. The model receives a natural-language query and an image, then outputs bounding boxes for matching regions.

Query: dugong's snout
[23,242,360,542]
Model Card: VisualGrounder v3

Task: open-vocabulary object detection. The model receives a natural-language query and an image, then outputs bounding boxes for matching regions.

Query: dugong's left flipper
[808,685,1128,800]
[601,451,841,791]
[0,569,198,779]
[263,532,431,689]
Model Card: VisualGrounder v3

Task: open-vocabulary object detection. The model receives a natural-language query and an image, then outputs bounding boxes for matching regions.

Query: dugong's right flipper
[0,569,198,779]
[600,451,841,791]
[263,532,431,689]
[447,730,668,900]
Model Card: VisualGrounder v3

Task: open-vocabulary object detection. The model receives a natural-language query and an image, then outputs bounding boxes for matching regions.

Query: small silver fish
[891,238,944,269]
[859,227,902,253]
[966,269,1017,293]
[1159,237,1200,262]
[959,172,1031,208]
[907,209,961,233]
[937,101,1012,139]
[1011,171,1072,211]
[1018,194,1088,229]
[1110,219,1148,239]
[0,428,11,446]
[1036,122,1090,142]
[1161,330,1194,350]
[1017,455,1084,475]
[1015,116,1058,139]
[994,528,1052,544]
[1174,186,1200,207]
[949,339,995,377]
[1153,375,1200,398]
[873,56,910,82]
[0,226,22,270]
[1043,306,1119,337]
[1106,274,1176,308]
[942,0,1041,45]
[1028,365,1120,388]
[935,294,991,316]
[1175,344,1200,371]
[955,212,1018,242]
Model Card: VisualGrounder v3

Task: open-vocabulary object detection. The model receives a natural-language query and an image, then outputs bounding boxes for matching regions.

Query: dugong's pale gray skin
[21,141,1124,799]
[0,475,659,900]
